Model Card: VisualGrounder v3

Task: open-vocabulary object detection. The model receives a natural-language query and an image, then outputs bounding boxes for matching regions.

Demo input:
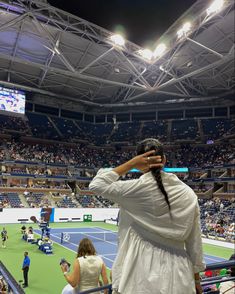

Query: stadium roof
[0,0,234,110]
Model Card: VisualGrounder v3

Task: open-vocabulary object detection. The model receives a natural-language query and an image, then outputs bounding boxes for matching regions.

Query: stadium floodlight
[207,0,224,15]
[110,34,125,46]
[153,43,166,59]
[138,49,153,61]
[177,22,192,38]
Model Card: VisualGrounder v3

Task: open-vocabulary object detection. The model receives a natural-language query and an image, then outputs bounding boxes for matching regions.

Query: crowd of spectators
[1,140,234,169]
[0,114,31,134]
[0,116,234,243]
[0,193,22,208]
[202,118,234,140]
[199,197,235,241]
[24,192,52,208]
[171,120,200,141]
[0,112,234,144]
[175,144,235,168]
[55,194,78,208]
[76,195,101,208]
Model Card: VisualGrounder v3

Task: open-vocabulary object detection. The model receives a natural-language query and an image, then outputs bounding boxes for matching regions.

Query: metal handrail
[80,284,112,294]
[205,260,235,271]
[78,260,235,293]
[201,276,235,287]
[0,261,25,294]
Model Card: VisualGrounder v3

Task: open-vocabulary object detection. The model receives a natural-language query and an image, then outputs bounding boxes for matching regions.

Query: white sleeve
[89,169,122,203]
[185,203,206,273]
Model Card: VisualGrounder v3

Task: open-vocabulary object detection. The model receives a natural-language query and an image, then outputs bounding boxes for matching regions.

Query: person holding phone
[89,138,205,294]
[61,238,108,294]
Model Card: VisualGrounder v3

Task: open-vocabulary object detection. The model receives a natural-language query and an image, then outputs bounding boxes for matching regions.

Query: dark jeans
[23,267,29,286]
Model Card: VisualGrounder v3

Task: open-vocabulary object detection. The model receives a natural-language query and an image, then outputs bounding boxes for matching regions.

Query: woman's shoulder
[78,255,103,263]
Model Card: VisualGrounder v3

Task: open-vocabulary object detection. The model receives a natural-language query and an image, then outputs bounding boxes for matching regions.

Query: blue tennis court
[35,227,226,269]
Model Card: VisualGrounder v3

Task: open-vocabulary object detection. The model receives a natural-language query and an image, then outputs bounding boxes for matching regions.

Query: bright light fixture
[177,22,192,38]
[138,49,153,61]
[207,0,224,15]
[153,43,166,58]
[110,34,125,46]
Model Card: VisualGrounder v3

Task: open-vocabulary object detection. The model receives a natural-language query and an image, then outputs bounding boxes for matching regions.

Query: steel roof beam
[0,52,148,91]
[78,47,114,74]
[186,37,224,59]
[155,47,234,91]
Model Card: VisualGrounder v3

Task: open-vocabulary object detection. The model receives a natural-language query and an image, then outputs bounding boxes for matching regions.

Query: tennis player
[89,138,205,294]
[1,227,8,248]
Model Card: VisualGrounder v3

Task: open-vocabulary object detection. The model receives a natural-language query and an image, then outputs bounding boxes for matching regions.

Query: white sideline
[202,238,235,249]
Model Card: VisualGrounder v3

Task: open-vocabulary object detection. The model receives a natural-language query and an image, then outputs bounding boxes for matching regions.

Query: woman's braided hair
[136,138,171,212]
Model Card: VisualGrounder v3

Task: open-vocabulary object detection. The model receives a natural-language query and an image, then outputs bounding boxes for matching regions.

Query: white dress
[89,169,205,294]
[61,255,103,294]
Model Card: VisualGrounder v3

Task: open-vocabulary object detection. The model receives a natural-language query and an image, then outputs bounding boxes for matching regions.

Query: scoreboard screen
[0,86,26,114]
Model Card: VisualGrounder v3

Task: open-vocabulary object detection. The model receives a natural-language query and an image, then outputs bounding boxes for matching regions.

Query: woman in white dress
[61,238,109,294]
[89,138,205,294]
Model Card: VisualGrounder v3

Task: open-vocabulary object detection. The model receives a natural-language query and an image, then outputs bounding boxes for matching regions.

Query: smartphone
[60,258,71,271]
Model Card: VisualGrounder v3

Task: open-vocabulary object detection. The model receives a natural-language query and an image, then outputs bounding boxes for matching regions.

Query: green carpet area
[0,222,233,294]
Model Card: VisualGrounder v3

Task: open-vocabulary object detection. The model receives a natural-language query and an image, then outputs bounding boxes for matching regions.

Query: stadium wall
[0,208,119,224]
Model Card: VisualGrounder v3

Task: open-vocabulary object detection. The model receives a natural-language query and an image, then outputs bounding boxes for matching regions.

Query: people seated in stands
[201,270,218,293]
[0,276,7,294]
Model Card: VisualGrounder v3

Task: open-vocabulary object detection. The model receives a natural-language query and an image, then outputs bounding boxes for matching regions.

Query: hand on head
[130,150,164,173]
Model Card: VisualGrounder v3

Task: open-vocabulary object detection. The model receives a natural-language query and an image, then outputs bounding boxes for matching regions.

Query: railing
[202,260,235,287]
[0,261,25,294]
[80,284,112,294]
[0,260,234,293]
[79,260,235,294]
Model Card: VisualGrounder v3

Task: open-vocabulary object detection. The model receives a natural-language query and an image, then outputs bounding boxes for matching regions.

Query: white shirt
[61,255,103,294]
[78,255,103,292]
[89,169,205,294]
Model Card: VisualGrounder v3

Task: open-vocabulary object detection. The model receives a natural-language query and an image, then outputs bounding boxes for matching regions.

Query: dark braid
[151,168,170,211]
[136,138,171,212]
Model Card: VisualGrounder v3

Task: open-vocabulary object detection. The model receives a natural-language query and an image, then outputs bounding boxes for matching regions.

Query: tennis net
[60,231,118,244]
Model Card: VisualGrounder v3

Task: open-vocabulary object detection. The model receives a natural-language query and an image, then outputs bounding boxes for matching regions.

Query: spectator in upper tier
[61,238,109,294]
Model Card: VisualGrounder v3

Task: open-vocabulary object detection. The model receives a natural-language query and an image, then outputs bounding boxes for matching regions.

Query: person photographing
[89,138,205,294]
[61,238,108,294]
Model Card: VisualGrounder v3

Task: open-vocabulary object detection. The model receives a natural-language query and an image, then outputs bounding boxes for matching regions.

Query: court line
[50,232,115,268]
[59,231,118,247]
[50,231,118,257]
[58,227,118,246]
[99,255,115,263]
[35,231,115,268]
[42,227,116,244]
[34,231,77,255]
[94,226,118,233]
[204,256,225,262]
